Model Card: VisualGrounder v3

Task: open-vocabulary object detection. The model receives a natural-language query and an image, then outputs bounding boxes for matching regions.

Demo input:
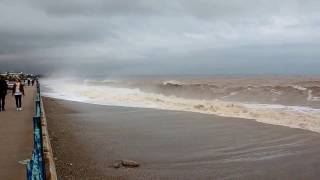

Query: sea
[41,75,320,133]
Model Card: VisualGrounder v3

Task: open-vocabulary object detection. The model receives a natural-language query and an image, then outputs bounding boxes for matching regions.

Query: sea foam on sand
[42,79,320,133]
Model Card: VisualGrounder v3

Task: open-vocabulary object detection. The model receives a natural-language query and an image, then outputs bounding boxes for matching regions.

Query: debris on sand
[121,160,140,167]
[112,160,122,169]
[111,160,140,169]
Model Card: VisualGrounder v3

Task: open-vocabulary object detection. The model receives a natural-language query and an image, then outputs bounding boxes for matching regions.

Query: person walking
[0,76,8,111]
[12,79,25,111]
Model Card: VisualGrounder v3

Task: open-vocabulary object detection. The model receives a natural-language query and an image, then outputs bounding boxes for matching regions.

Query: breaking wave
[42,78,320,133]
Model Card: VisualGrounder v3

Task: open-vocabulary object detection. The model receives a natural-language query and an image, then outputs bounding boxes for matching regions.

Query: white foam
[84,79,119,84]
[290,85,307,91]
[221,91,239,99]
[307,90,320,102]
[42,79,320,133]
[270,89,282,96]
[162,80,184,86]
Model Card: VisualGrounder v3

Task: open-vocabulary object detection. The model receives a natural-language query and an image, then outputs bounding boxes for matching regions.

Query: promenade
[0,87,35,180]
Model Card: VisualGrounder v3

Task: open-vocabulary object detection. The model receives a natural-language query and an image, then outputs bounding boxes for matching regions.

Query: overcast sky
[0,0,319,76]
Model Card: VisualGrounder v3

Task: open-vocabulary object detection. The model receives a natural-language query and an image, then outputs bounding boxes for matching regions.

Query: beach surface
[44,97,320,180]
[0,87,35,180]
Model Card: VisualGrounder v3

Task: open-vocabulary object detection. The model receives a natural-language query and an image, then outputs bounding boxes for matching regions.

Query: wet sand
[44,97,320,180]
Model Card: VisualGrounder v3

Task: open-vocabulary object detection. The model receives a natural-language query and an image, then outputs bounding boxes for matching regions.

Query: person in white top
[12,79,25,111]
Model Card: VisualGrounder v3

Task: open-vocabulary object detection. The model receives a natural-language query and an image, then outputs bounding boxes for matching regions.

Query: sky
[0,0,319,76]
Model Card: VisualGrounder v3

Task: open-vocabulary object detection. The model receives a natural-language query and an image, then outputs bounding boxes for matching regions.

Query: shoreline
[42,94,320,134]
[44,97,320,179]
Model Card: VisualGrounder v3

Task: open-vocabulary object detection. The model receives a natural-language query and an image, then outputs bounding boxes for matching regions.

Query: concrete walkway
[0,87,35,180]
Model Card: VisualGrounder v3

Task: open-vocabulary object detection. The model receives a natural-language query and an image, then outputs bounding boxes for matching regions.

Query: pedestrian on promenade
[12,79,25,111]
[27,79,31,86]
[31,79,35,86]
[0,76,8,111]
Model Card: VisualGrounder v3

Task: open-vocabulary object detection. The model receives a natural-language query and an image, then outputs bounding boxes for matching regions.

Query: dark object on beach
[122,160,140,167]
[111,160,140,169]
[112,160,123,169]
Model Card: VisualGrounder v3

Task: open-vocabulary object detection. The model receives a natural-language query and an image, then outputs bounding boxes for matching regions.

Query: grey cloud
[31,0,167,17]
[0,27,110,54]
[0,0,320,75]
[29,0,320,19]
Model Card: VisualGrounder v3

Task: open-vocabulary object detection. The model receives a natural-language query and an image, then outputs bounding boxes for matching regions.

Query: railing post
[25,80,50,180]
[35,100,41,117]
[27,81,46,180]
[33,116,46,180]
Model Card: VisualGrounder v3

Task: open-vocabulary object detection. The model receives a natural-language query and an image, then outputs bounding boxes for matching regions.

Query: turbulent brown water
[99,75,320,109]
[43,75,320,133]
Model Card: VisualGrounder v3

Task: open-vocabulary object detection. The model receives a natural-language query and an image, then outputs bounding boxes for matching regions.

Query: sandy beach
[44,97,320,180]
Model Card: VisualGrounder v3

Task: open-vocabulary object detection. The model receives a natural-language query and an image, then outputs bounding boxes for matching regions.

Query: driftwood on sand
[111,160,140,169]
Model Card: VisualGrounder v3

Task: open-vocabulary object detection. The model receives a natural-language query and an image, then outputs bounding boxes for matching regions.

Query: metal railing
[26,81,46,180]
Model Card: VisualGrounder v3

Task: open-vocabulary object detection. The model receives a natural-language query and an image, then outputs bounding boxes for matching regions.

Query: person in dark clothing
[0,76,8,111]
[31,79,35,86]
[27,79,31,86]
[12,79,25,111]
